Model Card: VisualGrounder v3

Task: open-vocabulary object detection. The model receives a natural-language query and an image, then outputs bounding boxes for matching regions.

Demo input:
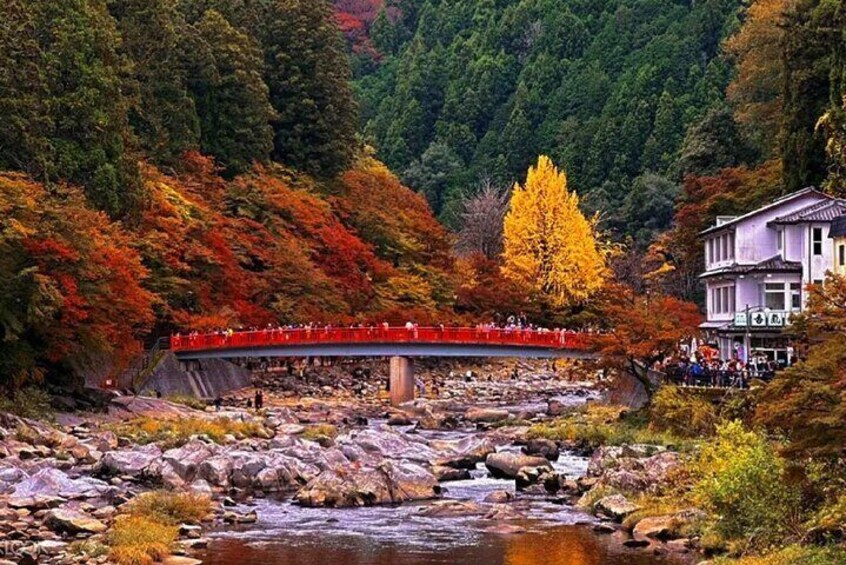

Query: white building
[699,188,846,365]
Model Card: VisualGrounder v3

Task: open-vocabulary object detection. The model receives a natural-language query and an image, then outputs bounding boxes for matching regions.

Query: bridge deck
[170,327,595,360]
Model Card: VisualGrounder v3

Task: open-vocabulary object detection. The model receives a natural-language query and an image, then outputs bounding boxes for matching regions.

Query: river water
[195,395,688,565]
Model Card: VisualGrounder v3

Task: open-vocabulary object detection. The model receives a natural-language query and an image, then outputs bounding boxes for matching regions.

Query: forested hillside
[348,0,745,235]
[0,0,457,388]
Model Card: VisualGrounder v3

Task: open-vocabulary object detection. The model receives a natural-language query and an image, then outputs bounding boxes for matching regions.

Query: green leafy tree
[0,0,141,216]
[188,10,275,176]
[109,0,200,166]
[676,106,756,178]
[258,0,359,177]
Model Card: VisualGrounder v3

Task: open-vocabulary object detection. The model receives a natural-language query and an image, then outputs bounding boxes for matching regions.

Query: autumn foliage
[593,284,702,396]
[503,156,608,310]
[0,174,154,389]
[0,154,458,388]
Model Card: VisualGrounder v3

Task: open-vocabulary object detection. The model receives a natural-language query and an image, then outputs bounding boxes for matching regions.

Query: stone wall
[138,353,252,399]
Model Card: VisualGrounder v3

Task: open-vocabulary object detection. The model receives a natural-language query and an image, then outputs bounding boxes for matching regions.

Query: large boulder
[418,500,486,518]
[430,436,496,469]
[340,428,438,463]
[464,408,510,424]
[44,508,107,534]
[521,439,560,461]
[632,509,706,541]
[101,444,162,477]
[594,494,640,521]
[162,441,215,482]
[485,452,552,479]
[8,468,114,508]
[294,461,439,508]
[199,455,234,487]
[295,467,392,508]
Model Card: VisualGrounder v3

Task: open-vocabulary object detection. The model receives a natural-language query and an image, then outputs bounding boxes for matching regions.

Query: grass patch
[107,515,177,565]
[712,545,846,565]
[165,395,208,411]
[107,491,212,565]
[301,424,338,442]
[527,404,696,451]
[127,490,211,525]
[0,387,54,420]
[107,416,264,449]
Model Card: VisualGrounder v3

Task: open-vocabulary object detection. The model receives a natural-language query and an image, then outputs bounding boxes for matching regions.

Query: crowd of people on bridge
[171,314,587,350]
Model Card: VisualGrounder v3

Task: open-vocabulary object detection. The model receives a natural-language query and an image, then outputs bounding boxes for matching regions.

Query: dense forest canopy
[341,0,846,249]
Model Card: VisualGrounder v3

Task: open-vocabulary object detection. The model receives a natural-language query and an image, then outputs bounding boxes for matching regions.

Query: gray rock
[162,441,214,482]
[521,439,560,461]
[101,444,162,477]
[464,408,510,423]
[485,452,552,479]
[44,508,107,534]
[594,494,640,521]
[8,468,113,508]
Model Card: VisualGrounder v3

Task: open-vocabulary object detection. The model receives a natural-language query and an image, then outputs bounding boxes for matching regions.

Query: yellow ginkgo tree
[502,155,609,309]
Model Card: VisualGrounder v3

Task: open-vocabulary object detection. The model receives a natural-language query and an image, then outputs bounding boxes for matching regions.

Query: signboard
[734,311,787,328]
[767,312,786,327]
[750,312,768,327]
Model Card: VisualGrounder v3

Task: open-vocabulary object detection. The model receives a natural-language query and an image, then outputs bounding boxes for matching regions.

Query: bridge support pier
[389,356,415,406]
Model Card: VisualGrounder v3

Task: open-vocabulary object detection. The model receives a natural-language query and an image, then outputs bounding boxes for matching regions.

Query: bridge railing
[170,327,590,352]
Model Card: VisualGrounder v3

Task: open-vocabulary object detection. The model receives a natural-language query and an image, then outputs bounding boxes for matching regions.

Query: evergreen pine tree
[257,0,359,177]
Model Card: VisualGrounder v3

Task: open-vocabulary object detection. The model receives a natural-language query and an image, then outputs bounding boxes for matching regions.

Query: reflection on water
[197,524,682,565]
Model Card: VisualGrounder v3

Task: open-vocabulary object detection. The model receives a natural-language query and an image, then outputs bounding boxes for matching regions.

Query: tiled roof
[831,215,846,238]
[699,255,802,279]
[770,199,846,224]
[700,187,826,235]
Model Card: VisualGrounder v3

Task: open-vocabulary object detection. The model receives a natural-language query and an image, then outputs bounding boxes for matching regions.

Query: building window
[777,229,783,252]
[839,244,845,267]
[813,227,823,255]
[710,284,735,315]
[765,282,786,311]
[727,232,735,260]
[790,283,801,310]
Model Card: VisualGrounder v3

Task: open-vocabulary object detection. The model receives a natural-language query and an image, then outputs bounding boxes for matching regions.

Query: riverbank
[0,361,692,565]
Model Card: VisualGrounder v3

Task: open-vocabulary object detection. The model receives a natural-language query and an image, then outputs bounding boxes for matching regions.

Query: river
[194,399,688,565]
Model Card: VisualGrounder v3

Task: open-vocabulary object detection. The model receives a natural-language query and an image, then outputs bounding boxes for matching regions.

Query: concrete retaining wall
[138,352,252,399]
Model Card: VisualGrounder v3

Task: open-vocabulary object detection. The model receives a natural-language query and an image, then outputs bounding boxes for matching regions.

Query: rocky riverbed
[0,361,696,564]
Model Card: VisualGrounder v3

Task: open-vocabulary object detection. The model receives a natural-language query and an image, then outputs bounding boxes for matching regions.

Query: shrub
[301,424,338,442]
[713,545,846,565]
[691,421,800,552]
[107,416,263,448]
[165,395,208,411]
[0,387,54,420]
[127,491,211,526]
[107,515,177,565]
[527,404,695,450]
[650,386,717,438]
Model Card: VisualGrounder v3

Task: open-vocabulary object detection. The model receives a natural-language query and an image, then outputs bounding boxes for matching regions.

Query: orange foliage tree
[647,160,784,301]
[0,173,154,390]
[593,284,703,397]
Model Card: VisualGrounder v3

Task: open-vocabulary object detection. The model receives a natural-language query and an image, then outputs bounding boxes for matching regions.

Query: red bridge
[169,326,596,405]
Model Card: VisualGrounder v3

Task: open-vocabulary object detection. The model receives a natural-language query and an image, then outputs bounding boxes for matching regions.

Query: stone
[464,408,510,423]
[483,490,514,504]
[8,468,113,508]
[431,465,471,482]
[417,500,485,518]
[485,524,526,535]
[35,540,67,555]
[44,508,107,534]
[199,455,234,487]
[386,413,412,426]
[162,441,214,482]
[521,439,560,461]
[430,436,495,469]
[485,452,552,479]
[161,557,203,565]
[101,444,162,477]
[483,504,527,521]
[594,494,640,521]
